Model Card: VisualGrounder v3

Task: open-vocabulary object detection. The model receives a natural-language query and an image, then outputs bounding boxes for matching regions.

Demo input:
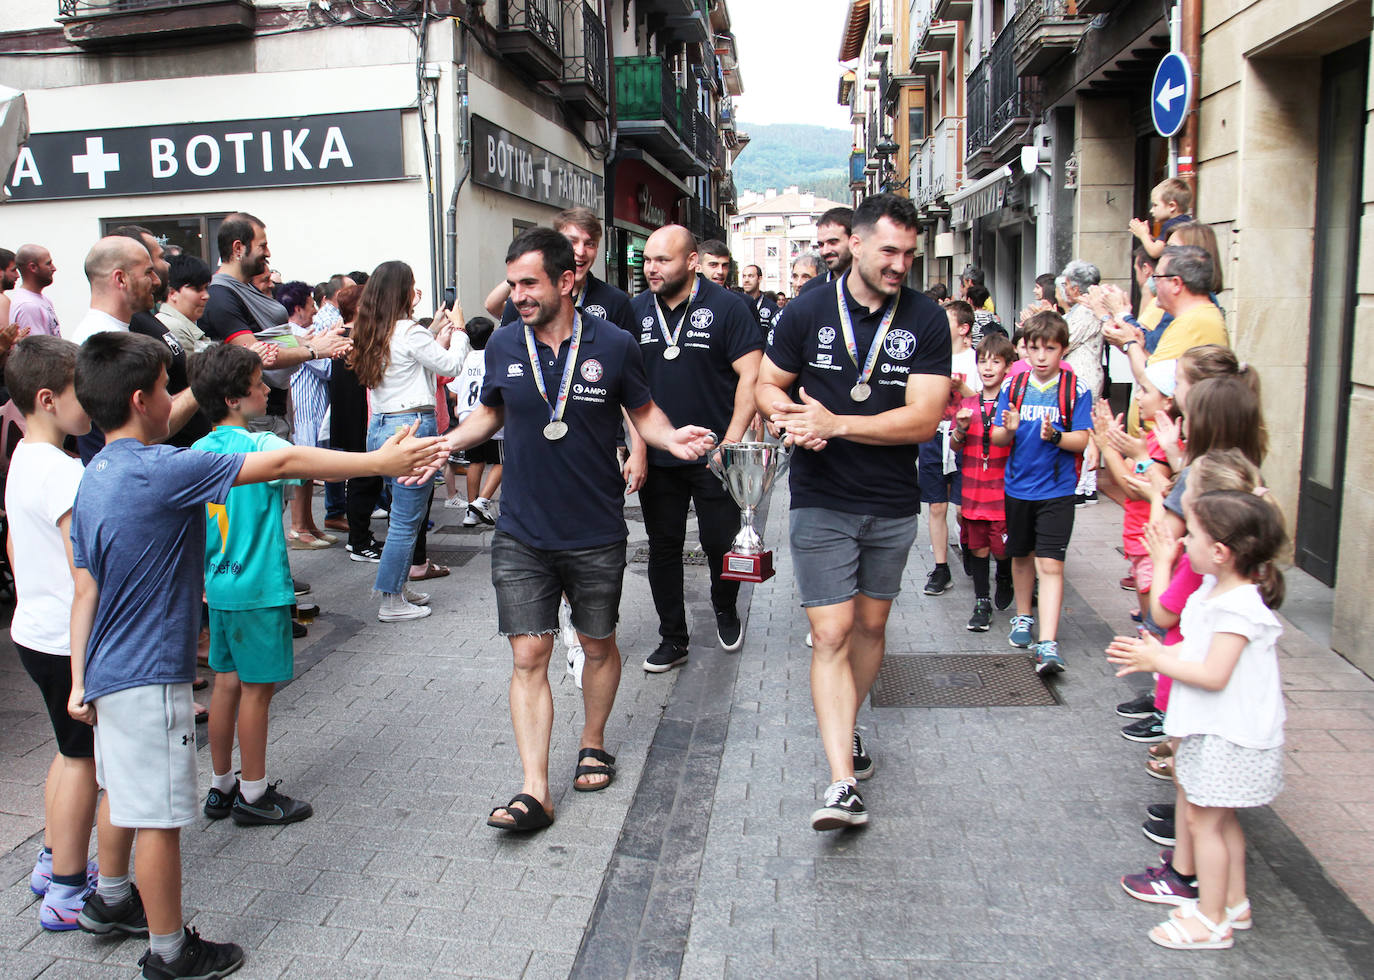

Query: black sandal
[573,748,617,792]
[486,793,553,832]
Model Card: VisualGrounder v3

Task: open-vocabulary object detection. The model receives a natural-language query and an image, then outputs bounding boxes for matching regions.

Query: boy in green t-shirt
[189,344,433,826]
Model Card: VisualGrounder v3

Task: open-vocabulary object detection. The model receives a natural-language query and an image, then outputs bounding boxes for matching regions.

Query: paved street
[3,485,1373,978]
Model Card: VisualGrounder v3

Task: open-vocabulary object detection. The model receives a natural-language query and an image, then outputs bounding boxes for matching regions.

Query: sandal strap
[577,747,616,767]
[1178,903,1229,938]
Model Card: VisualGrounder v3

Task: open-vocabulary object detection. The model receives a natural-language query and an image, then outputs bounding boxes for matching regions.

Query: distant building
[729,186,847,294]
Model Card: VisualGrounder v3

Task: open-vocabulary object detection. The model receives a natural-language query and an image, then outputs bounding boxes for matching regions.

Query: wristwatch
[1121,340,1137,352]
[1048,429,1062,446]
[305,344,317,358]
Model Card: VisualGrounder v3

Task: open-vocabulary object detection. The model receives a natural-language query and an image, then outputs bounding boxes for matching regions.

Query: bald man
[629,225,764,670]
[70,237,159,344]
[9,244,61,337]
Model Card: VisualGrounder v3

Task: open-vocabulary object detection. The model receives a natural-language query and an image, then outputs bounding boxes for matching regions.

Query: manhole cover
[423,549,481,568]
[630,547,708,565]
[870,654,1058,708]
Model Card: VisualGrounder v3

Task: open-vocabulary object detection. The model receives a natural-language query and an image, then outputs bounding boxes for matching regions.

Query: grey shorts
[789,507,919,607]
[491,531,626,639]
[93,683,198,829]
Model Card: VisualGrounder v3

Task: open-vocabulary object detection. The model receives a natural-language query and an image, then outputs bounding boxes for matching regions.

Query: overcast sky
[730,0,854,130]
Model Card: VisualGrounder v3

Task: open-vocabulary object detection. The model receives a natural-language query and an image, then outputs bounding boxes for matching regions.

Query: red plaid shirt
[956,393,1011,521]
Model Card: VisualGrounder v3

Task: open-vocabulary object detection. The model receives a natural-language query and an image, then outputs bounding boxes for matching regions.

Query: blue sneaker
[1034,640,1065,676]
[40,880,92,931]
[30,850,96,896]
[1008,614,1034,648]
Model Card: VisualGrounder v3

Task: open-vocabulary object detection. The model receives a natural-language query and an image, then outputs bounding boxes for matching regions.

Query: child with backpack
[990,311,1093,676]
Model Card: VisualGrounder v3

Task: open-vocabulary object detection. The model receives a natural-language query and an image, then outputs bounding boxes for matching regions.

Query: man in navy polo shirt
[483,207,636,335]
[757,193,951,831]
[441,227,715,833]
[740,263,779,336]
[795,206,853,297]
[630,226,763,673]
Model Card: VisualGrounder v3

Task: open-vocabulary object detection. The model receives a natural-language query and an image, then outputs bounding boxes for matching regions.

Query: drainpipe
[445,21,471,299]
[1177,0,1200,202]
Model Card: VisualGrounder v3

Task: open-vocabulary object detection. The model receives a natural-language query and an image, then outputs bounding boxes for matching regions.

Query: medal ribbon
[523,311,582,426]
[835,278,900,390]
[980,396,997,467]
[574,279,587,311]
[652,276,700,352]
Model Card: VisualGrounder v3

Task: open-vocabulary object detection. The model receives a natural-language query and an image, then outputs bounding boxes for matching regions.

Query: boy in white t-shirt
[3,336,126,933]
[918,301,979,596]
[444,316,504,527]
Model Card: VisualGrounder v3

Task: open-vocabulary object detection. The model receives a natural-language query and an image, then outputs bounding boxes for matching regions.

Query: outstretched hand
[380,421,450,484]
[1106,631,1164,677]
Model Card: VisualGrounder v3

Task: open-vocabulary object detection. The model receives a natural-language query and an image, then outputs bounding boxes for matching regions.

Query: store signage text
[4,109,407,202]
[472,114,603,212]
[636,185,667,228]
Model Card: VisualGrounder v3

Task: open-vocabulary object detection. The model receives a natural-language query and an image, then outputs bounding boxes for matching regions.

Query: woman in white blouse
[348,261,470,622]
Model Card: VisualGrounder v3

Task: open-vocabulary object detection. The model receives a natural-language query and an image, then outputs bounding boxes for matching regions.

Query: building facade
[1,0,742,321]
[728,186,847,295]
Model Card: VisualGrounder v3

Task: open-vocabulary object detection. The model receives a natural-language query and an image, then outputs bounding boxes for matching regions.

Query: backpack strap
[1058,367,1078,427]
[1009,371,1030,412]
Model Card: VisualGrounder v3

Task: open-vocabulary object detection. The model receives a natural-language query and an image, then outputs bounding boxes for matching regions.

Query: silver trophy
[707,441,792,582]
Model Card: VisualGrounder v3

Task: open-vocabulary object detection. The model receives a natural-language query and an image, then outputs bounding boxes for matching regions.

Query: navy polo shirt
[766,275,951,517]
[749,292,780,336]
[629,275,763,468]
[502,272,636,336]
[480,312,651,550]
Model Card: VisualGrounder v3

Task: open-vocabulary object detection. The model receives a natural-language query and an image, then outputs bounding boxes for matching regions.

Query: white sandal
[1169,897,1252,931]
[1151,904,1233,950]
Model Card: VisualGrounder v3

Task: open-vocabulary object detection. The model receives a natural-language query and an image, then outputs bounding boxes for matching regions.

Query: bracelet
[1121,340,1136,352]
[306,344,317,358]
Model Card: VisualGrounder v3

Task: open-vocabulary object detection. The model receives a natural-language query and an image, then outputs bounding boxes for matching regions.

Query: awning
[0,85,29,202]
[948,164,1012,225]
[838,0,870,62]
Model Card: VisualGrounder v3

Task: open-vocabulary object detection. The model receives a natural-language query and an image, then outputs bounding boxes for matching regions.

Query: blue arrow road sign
[1152,52,1192,138]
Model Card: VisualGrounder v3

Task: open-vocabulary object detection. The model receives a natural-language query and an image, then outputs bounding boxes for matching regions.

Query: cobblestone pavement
[2,486,1372,978]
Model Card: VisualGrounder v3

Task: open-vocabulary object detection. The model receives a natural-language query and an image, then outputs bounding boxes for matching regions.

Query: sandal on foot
[1226,899,1252,930]
[486,794,553,832]
[1151,904,1233,950]
[1148,741,1174,761]
[1146,755,1175,781]
[409,561,451,581]
[573,748,616,792]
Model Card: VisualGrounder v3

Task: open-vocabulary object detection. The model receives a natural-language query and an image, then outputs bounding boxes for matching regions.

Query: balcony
[965,29,1037,177]
[561,1,608,120]
[933,0,973,20]
[1012,0,1092,77]
[57,0,254,49]
[637,0,696,15]
[497,0,563,82]
[666,0,711,44]
[614,56,705,176]
[914,118,959,218]
[693,109,721,170]
[849,151,867,190]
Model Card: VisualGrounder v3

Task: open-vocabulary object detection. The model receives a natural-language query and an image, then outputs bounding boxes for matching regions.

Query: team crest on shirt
[689,308,714,330]
[580,359,604,382]
[641,315,654,330]
[507,363,524,377]
[818,326,836,346]
[585,304,608,319]
[884,329,916,360]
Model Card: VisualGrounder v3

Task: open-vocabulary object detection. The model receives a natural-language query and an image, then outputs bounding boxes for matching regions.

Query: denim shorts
[490,531,626,638]
[789,507,919,607]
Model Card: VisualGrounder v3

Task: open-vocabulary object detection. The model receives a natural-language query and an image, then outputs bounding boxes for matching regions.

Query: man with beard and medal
[756,194,951,832]
[439,227,714,833]
[630,226,763,673]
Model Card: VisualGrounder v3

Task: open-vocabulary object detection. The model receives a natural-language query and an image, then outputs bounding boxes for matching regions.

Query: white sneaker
[442,496,467,510]
[403,586,430,606]
[468,499,495,525]
[377,593,432,622]
[371,507,389,520]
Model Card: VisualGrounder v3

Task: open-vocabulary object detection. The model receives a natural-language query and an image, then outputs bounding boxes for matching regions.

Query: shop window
[100,213,222,265]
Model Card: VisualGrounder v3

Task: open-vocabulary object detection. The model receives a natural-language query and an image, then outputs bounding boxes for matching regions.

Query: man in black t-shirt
[631,226,763,672]
[740,263,779,337]
[757,194,951,832]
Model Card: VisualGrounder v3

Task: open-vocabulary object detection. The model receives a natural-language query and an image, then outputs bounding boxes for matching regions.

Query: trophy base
[722,550,774,583]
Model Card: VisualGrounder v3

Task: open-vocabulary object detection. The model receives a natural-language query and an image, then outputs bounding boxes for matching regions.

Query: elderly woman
[1057,259,1104,504]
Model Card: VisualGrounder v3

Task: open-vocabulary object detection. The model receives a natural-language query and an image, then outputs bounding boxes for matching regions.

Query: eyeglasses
[1150,273,1180,282]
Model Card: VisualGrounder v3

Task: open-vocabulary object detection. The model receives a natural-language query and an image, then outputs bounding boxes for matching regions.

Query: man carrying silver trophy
[755,194,953,832]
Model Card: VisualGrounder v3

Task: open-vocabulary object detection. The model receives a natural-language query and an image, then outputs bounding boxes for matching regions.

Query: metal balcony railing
[59,0,194,12]
[499,0,561,55]
[615,55,686,138]
[563,1,608,101]
[693,110,720,167]
[967,27,1037,156]
[966,58,988,156]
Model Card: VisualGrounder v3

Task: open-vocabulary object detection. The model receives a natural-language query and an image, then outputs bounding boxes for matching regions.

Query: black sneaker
[994,576,1014,611]
[967,597,992,632]
[810,780,868,830]
[1116,692,1157,719]
[292,621,308,639]
[1147,802,1176,821]
[138,927,244,980]
[923,565,953,596]
[203,780,239,820]
[230,783,313,826]
[715,608,743,652]
[643,641,688,673]
[347,543,383,563]
[1121,712,1166,743]
[1142,816,1177,847]
[292,578,311,597]
[852,730,873,780]
[78,884,148,936]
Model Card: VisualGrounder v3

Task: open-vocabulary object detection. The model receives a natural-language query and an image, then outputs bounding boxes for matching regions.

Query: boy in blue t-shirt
[990,311,1092,676]
[68,333,445,978]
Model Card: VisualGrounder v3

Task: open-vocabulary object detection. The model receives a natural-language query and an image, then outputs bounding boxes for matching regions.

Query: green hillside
[732,122,852,205]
